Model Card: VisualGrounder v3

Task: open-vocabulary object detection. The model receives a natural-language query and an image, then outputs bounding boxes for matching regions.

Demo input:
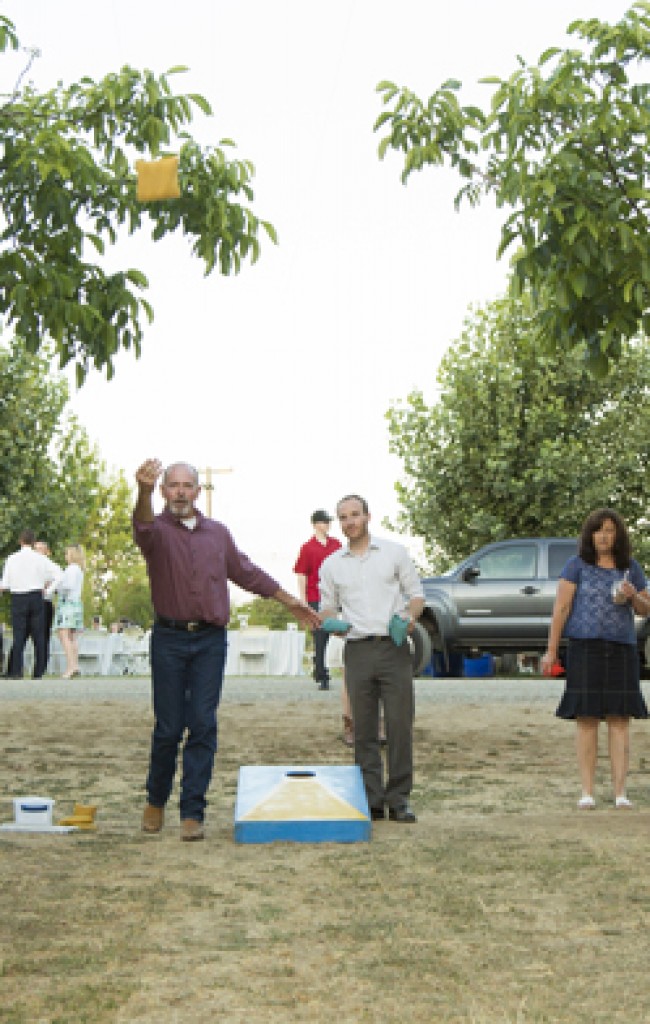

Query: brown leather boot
[342,715,354,747]
[141,803,164,833]
[181,818,204,842]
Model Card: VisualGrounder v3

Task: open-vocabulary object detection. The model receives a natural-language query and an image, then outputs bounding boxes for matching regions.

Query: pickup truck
[412,537,650,676]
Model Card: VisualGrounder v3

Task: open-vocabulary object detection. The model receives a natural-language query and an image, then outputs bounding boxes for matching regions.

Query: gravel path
[0,673,572,705]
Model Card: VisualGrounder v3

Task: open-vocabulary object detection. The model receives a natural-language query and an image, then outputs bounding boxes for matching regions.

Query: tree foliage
[0,340,105,623]
[0,340,103,561]
[228,596,295,631]
[375,3,650,372]
[97,561,153,630]
[0,14,277,382]
[0,342,153,627]
[82,469,147,625]
[386,296,650,572]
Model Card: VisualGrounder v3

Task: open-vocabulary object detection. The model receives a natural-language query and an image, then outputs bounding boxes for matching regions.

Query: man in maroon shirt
[134,458,320,842]
[294,510,342,691]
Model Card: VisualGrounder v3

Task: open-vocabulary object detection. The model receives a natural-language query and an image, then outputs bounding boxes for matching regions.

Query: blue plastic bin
[462,654,495,678]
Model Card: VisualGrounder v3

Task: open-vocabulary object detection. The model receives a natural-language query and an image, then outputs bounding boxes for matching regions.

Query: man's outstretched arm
[273,588,321,630]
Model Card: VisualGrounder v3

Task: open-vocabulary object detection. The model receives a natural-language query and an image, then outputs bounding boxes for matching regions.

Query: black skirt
[556,638,648,720]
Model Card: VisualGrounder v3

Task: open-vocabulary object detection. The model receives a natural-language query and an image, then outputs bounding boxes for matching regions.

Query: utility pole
[199,466,233,518]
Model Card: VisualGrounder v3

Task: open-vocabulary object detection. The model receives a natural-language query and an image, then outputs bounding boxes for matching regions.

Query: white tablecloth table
[9,628,305,677]
[326,635,345,670]
[225,630,305,676]
[48,632,133,676]
[36,626,307,675]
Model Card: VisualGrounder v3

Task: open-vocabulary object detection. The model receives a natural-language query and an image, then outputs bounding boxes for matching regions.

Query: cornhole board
[234,765,370,844]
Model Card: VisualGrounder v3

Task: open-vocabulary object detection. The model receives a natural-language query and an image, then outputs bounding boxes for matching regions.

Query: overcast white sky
[2,0,633,590]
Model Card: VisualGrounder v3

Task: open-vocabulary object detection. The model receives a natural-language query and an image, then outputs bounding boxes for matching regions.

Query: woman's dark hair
[579,508,631,569]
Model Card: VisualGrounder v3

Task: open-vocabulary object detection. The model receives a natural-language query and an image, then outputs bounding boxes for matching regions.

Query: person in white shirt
[0,528,60,679]
[319,495,425,823]
[46,544,86,679]
[34,540,61,672]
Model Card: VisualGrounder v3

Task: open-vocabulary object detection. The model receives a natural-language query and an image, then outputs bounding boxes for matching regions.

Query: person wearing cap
[294,510,342,692]
[133,458,320,843]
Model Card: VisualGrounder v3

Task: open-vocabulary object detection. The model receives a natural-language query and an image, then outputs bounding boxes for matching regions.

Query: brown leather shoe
[181,818,204,842]
[142,803,164,834]
[342,715,354,747]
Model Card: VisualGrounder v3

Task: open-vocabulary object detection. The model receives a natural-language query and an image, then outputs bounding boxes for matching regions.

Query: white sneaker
[615,795,632,809]
[577,795,596,809]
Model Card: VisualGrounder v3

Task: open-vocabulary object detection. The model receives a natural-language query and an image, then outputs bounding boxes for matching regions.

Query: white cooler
[13,796,55,827]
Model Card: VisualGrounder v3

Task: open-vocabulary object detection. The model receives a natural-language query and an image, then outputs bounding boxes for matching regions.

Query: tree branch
[0,45,40,116]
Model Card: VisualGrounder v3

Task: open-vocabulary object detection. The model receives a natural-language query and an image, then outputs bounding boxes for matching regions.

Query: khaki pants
[344,637,414,811]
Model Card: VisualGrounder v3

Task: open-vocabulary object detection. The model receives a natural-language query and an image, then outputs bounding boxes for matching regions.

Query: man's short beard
[169,500,193,519]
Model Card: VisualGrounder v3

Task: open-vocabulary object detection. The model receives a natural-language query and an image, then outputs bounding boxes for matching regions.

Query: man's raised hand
[136,458,164,490]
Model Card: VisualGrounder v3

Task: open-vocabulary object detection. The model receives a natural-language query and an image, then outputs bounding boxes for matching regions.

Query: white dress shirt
[319,535,424,640]
[0,547,61,594]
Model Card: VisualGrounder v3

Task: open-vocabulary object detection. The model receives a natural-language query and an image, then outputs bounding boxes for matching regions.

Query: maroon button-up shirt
[133,509,280,626]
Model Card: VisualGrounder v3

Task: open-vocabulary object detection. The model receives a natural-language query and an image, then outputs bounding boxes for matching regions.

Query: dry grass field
[2,680,650,1024]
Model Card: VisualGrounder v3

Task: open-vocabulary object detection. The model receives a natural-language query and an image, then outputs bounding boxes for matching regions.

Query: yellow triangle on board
[242,777,366,821]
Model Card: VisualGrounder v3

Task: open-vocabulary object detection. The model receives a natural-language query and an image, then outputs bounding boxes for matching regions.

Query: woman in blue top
[542,509,649,810]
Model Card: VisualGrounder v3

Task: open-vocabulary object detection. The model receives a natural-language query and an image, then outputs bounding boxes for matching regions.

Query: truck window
[474,544,537,580]
[548,542,577,579]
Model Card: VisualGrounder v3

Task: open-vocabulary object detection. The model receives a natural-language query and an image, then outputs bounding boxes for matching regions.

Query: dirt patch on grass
[2,693,650,1023]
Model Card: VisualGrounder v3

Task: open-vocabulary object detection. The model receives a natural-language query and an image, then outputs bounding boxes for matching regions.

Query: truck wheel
[409,621,433,676]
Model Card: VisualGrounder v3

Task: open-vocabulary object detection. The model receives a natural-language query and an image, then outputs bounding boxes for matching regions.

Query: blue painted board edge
[235,818,371,844]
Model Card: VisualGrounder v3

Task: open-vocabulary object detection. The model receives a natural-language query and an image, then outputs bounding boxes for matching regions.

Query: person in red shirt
[293,510,354,745]
[294,510,341,691]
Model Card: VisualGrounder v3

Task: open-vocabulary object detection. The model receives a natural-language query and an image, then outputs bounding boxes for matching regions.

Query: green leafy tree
[0,340,103,561]
[82,469,143,622]
[99,561,153,630]
[0,14,277,382]
[375,3,650,372]
[0,342,152,628]
[387,295,650,572]
[0,339,105,623]
[228,596,295,631]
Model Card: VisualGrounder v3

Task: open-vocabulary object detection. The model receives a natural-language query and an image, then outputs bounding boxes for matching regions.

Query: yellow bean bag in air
[136,156,180,201]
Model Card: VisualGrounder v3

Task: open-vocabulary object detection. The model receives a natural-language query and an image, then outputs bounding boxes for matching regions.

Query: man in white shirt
[0,529,60,678]
[34,540,61,672]
[319,495,425,823]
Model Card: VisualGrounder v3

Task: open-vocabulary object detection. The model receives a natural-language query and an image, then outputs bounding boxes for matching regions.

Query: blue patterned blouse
[561,556,646,646]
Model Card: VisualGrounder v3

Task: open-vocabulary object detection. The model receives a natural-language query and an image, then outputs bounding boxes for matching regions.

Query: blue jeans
[147,623,227,822]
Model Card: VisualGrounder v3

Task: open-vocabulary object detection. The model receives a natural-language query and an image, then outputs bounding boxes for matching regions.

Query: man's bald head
[163,462,199,486]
